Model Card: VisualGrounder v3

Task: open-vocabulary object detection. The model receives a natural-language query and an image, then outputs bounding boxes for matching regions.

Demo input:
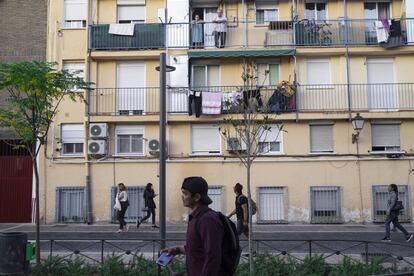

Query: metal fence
[89,19,414,50]
[310,186,342,224]
[56,187,87,223]
[89,83,414,116]
[37,237,414,270]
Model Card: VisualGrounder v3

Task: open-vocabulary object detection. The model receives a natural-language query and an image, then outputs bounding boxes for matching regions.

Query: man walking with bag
[228,183,250,238]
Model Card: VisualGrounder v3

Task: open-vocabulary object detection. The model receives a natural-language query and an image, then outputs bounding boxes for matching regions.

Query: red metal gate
[0,140,33,223]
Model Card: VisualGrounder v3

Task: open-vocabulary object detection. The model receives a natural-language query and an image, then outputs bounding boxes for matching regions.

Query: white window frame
[115,125,145,156]
[191,124,221,155]
[191,65,221,87]
[304,2,327,21]
[306,58,331,85]
[258,124,283,155]
[257,63,280,86]
[255,8,279,25]
[117,5,146,24]
[371,122,401,153]
[64,0,87,29]
[61,124,84,156]
[309,122,334,153]
[63,62,85,91]
[208,186,223,212]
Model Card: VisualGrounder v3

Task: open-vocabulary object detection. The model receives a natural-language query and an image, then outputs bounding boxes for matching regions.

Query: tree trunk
[246,162,254,275]
[31,144,41,264]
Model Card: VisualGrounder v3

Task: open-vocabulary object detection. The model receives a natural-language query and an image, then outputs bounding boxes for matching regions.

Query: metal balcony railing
[89,19,414,50]
[89,83,414,116]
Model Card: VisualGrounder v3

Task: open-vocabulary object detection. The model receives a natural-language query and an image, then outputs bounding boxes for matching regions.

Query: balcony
[89,19,414,50]
[89,83,414,116]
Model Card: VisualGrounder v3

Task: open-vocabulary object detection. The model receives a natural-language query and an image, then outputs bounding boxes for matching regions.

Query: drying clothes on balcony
[382,20,406,49]
[243,89,263,109]
[202,92,222,115]
[375,20,390,43]
[109,24,135,36]
[222,91,243,112]
[267,90,294,113]
[188,91,202,117]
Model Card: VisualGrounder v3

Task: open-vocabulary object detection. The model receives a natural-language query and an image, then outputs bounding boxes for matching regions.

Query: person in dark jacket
[161,177,227,276]
[137,183,159,228]
[382,184,413,242]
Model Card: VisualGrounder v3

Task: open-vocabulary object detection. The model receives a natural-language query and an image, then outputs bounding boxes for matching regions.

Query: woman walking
[382,184,413,242]
[115,183,129,233]
[137,183,158,228]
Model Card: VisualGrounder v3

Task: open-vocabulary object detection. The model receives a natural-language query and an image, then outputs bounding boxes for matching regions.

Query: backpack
[238,195,257,215]
[197,211,241,275]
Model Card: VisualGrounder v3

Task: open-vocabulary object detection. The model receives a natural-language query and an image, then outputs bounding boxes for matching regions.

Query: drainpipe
[242,0,246,47]
[344,0,352,121]
[292,0,298,122]
[85,0,93,224]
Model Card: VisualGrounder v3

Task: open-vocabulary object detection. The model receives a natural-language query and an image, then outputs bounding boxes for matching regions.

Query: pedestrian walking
[137,182,159,228]
[382,184,413,242]
[161,177,233,276]
[228,183,249,237]
[115,183,129,233]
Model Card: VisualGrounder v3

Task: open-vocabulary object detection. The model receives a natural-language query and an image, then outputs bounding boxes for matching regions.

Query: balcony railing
[89,83,414,116]
[89,19,414,50]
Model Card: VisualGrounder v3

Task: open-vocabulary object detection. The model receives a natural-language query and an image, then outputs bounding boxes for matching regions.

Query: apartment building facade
[0,0,47,223]
[42,0,414,224]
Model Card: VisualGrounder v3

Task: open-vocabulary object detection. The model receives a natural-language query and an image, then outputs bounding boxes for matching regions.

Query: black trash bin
[0,232,27,275]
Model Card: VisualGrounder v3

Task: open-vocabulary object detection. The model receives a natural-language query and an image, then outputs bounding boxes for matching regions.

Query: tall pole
[344,0,352,120]
[159,53,167,249]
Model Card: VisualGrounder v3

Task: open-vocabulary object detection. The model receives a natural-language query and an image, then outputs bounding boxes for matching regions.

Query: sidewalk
[1,222,414,233]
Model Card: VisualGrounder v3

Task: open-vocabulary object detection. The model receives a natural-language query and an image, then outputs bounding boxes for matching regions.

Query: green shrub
[31,256,67,276]
[100,255,127,276]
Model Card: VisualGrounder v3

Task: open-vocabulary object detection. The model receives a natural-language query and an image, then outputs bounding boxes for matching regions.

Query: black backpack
[197,210,241,275]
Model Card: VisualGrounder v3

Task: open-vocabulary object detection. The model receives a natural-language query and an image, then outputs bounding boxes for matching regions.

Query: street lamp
[155,53,175,250]
[351,113,364,144]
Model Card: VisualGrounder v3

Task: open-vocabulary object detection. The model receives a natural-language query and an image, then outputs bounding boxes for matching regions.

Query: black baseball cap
[181,177,212,205]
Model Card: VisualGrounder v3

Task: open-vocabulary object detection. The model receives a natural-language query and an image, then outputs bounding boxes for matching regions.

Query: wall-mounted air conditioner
[89,123,108,139]
[88,140,107,155]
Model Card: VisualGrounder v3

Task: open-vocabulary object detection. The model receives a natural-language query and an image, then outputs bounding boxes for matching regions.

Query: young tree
[0,61,90,264]
[220,59,286,275]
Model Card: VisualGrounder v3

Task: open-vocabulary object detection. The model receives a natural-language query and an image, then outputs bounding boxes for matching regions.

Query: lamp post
[155,53,175,250]
[351,113,365,144]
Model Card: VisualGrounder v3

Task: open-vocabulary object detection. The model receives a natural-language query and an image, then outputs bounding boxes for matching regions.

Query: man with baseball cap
[161,176,227,276]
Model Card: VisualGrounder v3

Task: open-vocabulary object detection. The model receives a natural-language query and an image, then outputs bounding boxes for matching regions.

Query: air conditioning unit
[88,140,107,155]
[89,123,108,138]
[226,137,247,152]
[148,139,160,155]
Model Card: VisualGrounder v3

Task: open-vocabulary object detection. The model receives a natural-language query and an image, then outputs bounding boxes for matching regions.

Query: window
[310,186,342,223]
[63,63,85,91]
[258,187,286,223]
[310,123,333,153]
[64,0,87,28]
[371,122,400,152]
[61,124,84,155]
[256,5,278,24]
[191,124,221,155]
[56,187,86,223]
[258,124,283,154]
[307,59,330,85]
[364,2,390,20]
[305,3,326,21]
[372,185,410,222]
[257,64,279,86]
[208,187,223,212]
[115,125,144,155]
[117,6,145,24]
[192,65,220,87]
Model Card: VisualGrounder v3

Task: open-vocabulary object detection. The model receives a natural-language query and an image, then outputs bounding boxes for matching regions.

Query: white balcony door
[116,62,145,114]
[168,55,189,113]
[204,8,218,48]
[367,58,396,111]
[167,0,189,48]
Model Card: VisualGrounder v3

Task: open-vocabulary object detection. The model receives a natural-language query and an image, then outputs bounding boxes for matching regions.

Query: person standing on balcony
[137,182,159,229]
[228,183,249,238]
[213,9,227,48]
[191,14,204,48]
[382,184,413,242]
[116,183,129,233]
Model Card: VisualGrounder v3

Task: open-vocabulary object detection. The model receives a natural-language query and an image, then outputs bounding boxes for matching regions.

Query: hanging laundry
[188,91,202,117]
[375,20,389,43]
[202,92,222,115]
[109,24,135,36]
[222,91,242,112]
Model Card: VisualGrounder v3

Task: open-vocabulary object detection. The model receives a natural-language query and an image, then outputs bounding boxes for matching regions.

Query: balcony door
[364,3,390,44]
[367,58,396,111]
[167,0,189,48]
[116,62,145,115]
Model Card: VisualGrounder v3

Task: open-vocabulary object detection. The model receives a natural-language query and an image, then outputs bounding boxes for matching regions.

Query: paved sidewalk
[1,222,414,233]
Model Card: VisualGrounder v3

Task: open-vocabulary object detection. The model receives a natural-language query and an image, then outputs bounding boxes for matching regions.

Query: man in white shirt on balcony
[213,9,227,48]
